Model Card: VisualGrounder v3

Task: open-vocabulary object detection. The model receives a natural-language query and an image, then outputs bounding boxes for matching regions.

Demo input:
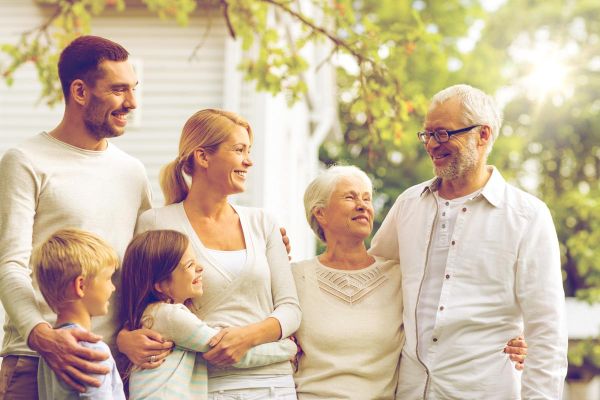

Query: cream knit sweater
[292,256,404,400]
[0,132,151,356]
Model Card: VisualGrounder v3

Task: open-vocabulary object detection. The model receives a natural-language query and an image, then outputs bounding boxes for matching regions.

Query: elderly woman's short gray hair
[429,84,503,155]
[303,165,373,242]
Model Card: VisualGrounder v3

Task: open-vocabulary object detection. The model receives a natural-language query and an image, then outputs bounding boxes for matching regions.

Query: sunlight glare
[513,38,574,101]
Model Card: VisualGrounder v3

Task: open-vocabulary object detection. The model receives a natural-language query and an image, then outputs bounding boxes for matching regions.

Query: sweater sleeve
[233,338,297,369]
[134,209,157,236]
[157,303,296,368]
[0,149,49,341]
[158,303,220,353]
[263,213,301,338]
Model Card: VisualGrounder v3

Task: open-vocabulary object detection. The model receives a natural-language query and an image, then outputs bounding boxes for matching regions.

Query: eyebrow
[109,81,139,90]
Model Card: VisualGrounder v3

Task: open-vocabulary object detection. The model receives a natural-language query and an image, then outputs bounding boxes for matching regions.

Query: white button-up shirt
[370,167,567,400]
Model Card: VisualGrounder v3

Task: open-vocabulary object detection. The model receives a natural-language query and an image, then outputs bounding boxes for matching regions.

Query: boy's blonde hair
[32,228,119,313]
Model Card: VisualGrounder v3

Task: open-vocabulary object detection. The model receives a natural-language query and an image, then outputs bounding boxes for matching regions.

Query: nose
[243,154,253,167]
[425,135,441,151]
[196,263,204,274]
[355,199,367,211]
[124,89,137,110]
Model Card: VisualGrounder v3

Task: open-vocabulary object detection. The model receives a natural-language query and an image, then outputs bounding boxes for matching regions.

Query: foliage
[320,0,487,236]
[1,0,460,145]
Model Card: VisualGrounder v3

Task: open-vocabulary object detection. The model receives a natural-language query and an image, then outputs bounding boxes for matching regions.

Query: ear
[193,148,210,169]
[73,275,86,298]
[478,125,492,147]
[154,281,166,296]
[314,207,327,226]
[70,79,88,106]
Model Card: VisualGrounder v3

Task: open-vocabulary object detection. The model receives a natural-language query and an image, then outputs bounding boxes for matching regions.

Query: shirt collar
[419,166,506,208]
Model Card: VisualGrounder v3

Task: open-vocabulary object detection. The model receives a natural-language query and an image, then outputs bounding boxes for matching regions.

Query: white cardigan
[136,202,301,378]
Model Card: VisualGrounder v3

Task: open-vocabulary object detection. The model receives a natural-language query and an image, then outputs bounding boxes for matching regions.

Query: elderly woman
[119,109,301,399]
[293,165,527,399]
[292,165,402,399]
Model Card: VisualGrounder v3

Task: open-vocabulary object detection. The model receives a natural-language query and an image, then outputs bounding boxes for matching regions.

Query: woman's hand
[203,326,255,367]
[116,327,174,369]
[504,335,528,371]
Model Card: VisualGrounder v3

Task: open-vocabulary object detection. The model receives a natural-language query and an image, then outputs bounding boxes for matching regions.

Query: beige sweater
[136,202,301,378]
[0,132,151,356]
[292,257,404,400]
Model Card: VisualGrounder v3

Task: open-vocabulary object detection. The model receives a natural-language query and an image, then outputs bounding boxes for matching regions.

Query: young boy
[32,228,125,399]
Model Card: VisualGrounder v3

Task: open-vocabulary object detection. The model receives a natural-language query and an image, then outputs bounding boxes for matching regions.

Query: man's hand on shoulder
[28,323,109,393]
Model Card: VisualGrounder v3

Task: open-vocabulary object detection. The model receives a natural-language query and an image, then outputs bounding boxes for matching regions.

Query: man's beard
[433,136,479,180]
[83,95,127,140]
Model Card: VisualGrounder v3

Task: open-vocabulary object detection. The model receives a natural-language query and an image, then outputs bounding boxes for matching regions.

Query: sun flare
[515,40,573,101]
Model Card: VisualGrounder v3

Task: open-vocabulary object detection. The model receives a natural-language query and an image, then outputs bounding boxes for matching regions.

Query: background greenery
[2,0,598,380]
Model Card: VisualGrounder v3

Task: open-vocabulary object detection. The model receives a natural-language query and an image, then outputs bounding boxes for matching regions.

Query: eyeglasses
[417,125,481,144]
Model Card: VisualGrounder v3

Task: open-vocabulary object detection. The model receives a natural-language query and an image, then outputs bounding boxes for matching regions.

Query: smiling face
[156,245,203,304]
[82,60,138,140]
[424,98,482,181]
[82,265,116,317]
[316,176,374,242]
[204,125,253,195]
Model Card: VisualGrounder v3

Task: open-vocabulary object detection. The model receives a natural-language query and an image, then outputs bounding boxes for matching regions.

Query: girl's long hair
[117,230,189,381]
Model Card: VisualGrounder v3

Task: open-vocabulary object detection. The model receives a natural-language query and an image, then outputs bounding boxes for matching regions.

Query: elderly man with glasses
[370,84,567,399]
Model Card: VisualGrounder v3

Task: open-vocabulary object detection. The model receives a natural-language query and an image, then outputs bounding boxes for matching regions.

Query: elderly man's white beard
[433,135,480,180]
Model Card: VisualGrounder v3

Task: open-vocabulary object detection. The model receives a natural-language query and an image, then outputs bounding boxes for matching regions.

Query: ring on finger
[150,355,156,363]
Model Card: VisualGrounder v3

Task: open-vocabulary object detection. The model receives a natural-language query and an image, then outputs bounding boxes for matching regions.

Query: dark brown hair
[119,230,189,333]
[58,35,129,100]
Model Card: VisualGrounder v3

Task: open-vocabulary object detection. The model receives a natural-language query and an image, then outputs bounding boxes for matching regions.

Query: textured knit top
[0,132,151,356]
[129,303,297,399]
[292,256,404,399]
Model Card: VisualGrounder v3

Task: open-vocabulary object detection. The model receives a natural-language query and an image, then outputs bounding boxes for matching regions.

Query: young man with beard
[370,84,568,399]
[0,36,170,399]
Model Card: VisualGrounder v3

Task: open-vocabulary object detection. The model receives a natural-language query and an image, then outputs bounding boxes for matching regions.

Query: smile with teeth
[235,171,247,178]
[112,111,128,121]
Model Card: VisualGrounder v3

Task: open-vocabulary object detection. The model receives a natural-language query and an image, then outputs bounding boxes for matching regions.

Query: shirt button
[462,207,467,212]
[439,306,445,311]
[442,224,446,228]
[445,274,450,279]
[433,338,438,342]
[442,212,446,216]
[445,202,449,206]
[451,240,456,245]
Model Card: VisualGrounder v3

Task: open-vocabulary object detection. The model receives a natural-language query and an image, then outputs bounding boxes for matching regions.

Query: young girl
[119,230,297,400]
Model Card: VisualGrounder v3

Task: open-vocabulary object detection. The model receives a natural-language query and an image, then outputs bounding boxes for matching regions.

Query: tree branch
[220,0,237,39]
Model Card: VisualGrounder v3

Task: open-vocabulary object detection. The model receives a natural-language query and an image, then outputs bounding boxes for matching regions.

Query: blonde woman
[119,109,300,399]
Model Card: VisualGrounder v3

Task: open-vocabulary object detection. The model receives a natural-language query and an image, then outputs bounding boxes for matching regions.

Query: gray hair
[303,165,373,242]
[429,84,503,155]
